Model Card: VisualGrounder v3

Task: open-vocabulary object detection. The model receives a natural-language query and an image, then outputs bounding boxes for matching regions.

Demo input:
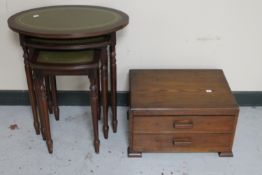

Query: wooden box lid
[129,69,239,115]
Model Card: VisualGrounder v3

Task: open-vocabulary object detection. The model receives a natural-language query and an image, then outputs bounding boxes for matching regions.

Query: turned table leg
[89,71,100,153]
[50,76,59,121]
[101,47,109,139]
[110,33,118,133]
[23,47,40,135]
[94,50,101,120]
[45,76,53,114]
[35,74,53,153]
[34,77,46,141]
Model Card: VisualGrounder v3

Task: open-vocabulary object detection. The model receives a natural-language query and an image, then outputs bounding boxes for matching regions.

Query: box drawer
[133,116,235,134]
[132,133,232,152]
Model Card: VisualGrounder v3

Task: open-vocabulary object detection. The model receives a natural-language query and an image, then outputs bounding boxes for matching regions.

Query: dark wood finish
[133,116,235,134]
[128,109,142,157]
[50,76,59,120]
[37,74,53,153]
[8,6,129,39]
[128,70,239,157]
[34,76,46,141]
[8,6,129,138]
[89,70,100,153]
[97,68,101,121]
[130,69,238,112]
[132,134,232,152]
[45,77,53,114]
[31,54,101,153]
[101,47,109,139]
[94,50,101,121]
[24,37,111,51]
[110,33,118,133]
[22,44,40,135]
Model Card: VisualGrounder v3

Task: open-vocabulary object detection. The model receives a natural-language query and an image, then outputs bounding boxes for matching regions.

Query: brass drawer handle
[173,139,192,146]
[173,120,193,129]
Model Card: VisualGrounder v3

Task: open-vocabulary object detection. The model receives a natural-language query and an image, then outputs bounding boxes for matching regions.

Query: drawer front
[133,133,232,152]
[133,116,235,134]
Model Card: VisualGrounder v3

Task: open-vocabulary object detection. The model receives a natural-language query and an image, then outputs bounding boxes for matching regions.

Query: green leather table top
[38,50,94,64]
[8,6,129,39]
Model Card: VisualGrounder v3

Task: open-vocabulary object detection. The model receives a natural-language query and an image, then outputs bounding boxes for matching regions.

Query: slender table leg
[110,33,118,133]
[89,70,100,153]
[50,76,59,121]
[22,47,40,135]
[94,50,101,120]
[36,74,53,153]
[34,77,46,141]
[45,76,53,114]
[97,68,101,120]
[101,47,109,139]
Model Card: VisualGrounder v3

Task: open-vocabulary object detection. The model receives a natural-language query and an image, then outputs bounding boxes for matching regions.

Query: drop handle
[173,120,193,129]
[172,139,192,146]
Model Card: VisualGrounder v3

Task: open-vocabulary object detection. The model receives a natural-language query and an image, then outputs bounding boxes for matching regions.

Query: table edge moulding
[8,5,129,39]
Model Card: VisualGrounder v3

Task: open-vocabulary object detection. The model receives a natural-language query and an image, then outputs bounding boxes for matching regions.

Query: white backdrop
[1,0,262,91]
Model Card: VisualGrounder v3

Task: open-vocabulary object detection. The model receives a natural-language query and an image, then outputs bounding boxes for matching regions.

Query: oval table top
[8,5,129,39]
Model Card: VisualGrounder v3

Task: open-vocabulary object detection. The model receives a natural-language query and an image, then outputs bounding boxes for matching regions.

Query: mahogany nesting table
[8,6,129,139]
[128,69,239,157]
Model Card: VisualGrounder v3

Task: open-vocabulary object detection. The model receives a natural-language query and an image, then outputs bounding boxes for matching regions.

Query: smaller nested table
[8,5,129,138]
